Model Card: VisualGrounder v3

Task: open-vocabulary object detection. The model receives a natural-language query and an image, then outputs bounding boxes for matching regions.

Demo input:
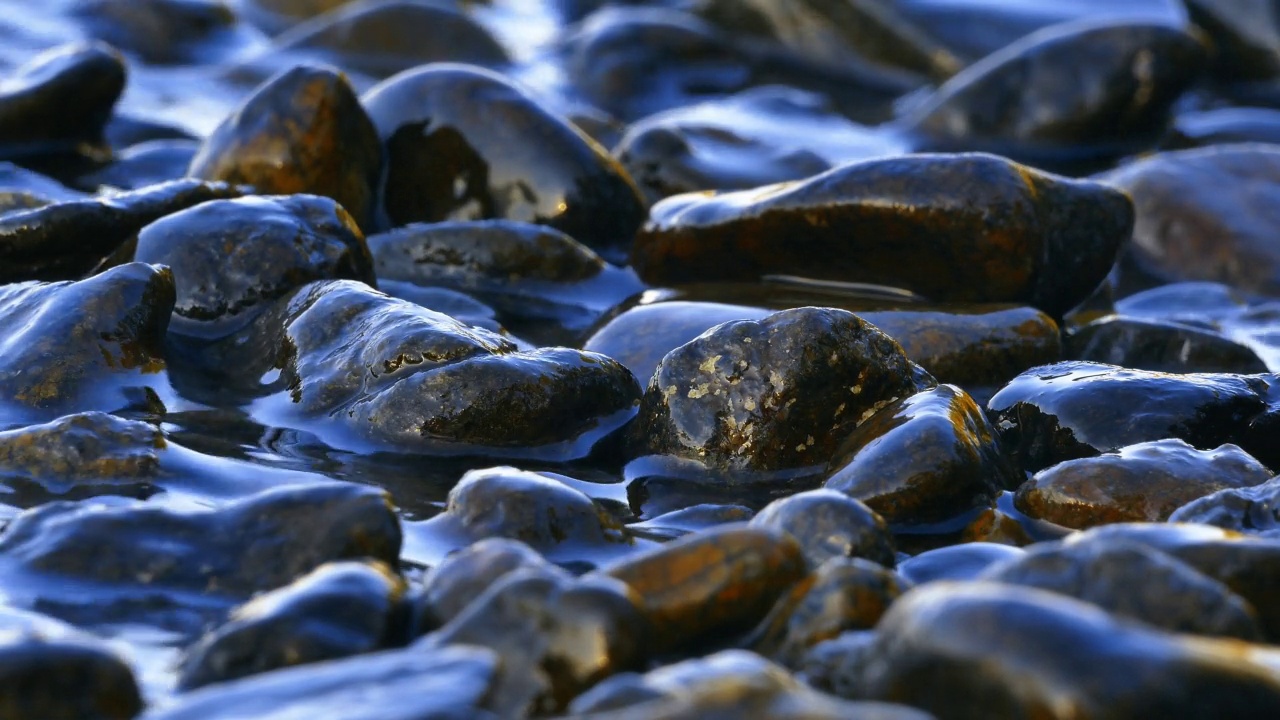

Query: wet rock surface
[7,1,1280,716]
[1015,439,1273,528]
[632,153,1134,316]
[631,306,935,473]
[187,65,382,231]
[820,582,1280,718]
[988,361,1273,473]
[825,384,1017,525]
[362,62,646,262]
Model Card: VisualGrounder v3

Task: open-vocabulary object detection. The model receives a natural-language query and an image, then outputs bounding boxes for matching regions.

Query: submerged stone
[1170,476,1280,537]
[1015,439,1273,528]
[0,42,125,161]
[144,644,500,720]
[0,263,173,423]
[632,153,1134,317]
[0,606,142,720]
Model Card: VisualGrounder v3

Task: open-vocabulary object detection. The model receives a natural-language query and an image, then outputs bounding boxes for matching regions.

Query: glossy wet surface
[4,0,1280,718]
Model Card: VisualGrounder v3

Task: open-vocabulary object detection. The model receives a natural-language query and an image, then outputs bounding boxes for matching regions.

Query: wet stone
[1170,476,1280,537]
[563,6,923,125]
[1184,0,1280,81]
[0,42,125,161]
[178,560,407,689]
[410,467,629,564]
[631,306,935,473]
[632,153,1134,317]
[79,139,199,191]
[688,0,961,81]
[979,539,1262,641]
[420,565,649,716]
[833,582,1280,718]
[599,524,807,654]
[613,86,902,203]
[959,508,1035,547]
[144,644,500,720]
[0,162,82,201]
[368,219,644,342]
[749,489,895,569]
[987,361,1272,473]
[0,606,142,720]
[1015,439,1273,529]
[188,65,382,231]
[747,557,907,668]
[896,542,1025,586]
[71,0,252,66]
[132,194,375,342]
[0,482,400,630]
[0,178,242,284]
[1067,316,1269,374]
[627,504,754,543]
[362,63,646,263]
[417,537,553,629]
[237,0,362,35]
[264,280,641,459]
[585,295,1061,399]
[0,412,163,506]
[1072,523,1280,642]
[570,649,934,720]
[0,263,172,423]
[899,22,1205,170]
[266,0,510,79]
[825,384,1017,525]
[1098,144,1280,295]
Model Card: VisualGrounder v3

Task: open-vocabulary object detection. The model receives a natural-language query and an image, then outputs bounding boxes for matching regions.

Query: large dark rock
[187,65,383,231]
[979,540,1261,640]
[362,63,646,262]
[0,179,241,284]
[132,194,375,342]
[178,560,408,689]
[0,42,125,161]
[563,6,923,124]
[0,482,400,630]
[899,22,1205,170]
[825,385,1017,525]
[988,361,1272,473]
[259,281,641,459]
[1098,144,1280,295]
[0,606,142,720]
[1171,476,1280,536]
[0,263,173,423]
[847,582,1280,719]
[631,153,1134,317]
[631,306,935,473]
[1067,316,1269,374]
[1015,439,1273,528]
